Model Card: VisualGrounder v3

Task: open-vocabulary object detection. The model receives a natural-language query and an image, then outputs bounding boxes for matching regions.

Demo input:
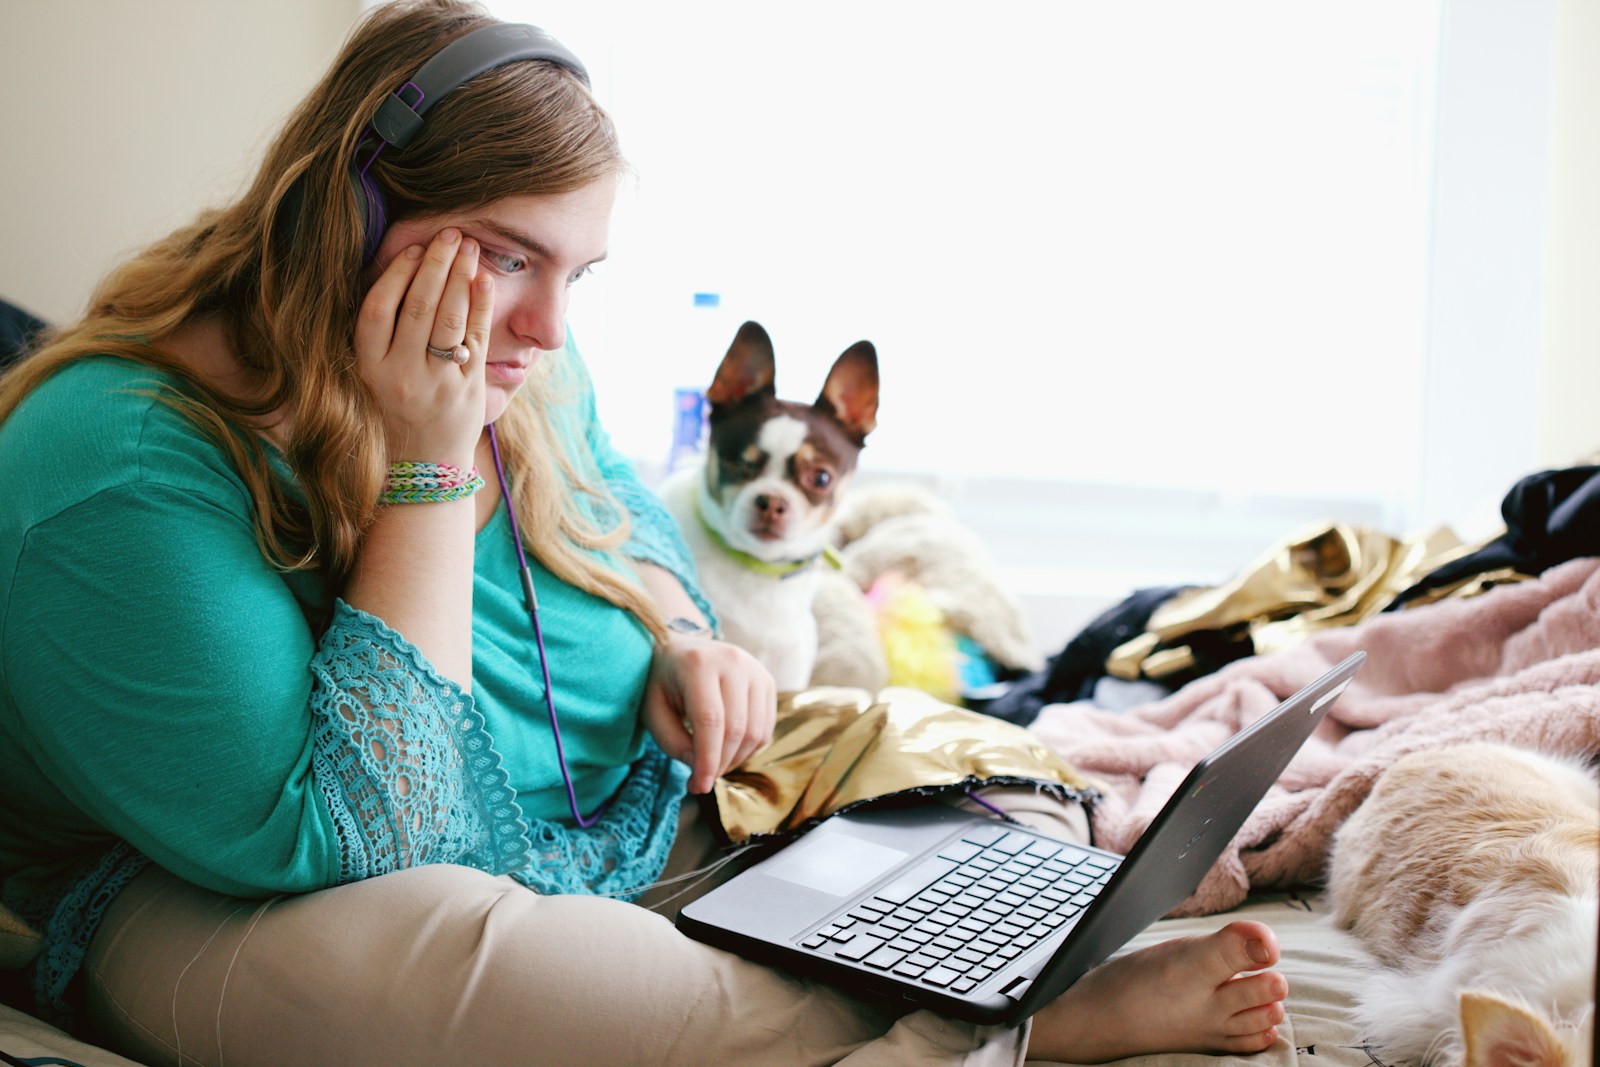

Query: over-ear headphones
[350,22,590,263]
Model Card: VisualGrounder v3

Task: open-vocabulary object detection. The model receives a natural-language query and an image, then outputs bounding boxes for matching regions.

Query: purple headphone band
[352,22,591,263]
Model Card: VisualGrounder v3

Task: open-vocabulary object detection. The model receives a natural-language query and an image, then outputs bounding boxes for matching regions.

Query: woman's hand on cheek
[355,228,494,466]
[640,635,777,794]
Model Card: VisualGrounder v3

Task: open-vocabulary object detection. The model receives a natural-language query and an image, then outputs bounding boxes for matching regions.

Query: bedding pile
[1028,555,1600,916]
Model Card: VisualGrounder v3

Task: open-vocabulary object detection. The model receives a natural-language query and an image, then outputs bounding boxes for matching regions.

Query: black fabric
[1387,465,1600,611]
[0,299,48,370]
[974,584,1191,726]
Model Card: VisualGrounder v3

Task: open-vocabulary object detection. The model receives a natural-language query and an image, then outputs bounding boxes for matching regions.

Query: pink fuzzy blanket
[1028,556,1600,916]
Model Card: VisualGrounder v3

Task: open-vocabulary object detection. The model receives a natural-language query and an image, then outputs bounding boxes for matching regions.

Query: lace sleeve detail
[309,599,533,882]
[514,740,689,901]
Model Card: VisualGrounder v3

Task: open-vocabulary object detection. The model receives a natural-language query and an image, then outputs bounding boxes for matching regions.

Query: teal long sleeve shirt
[0,342,701,1015]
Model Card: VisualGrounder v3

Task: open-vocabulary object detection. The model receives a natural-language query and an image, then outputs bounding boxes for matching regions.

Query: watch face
[668,617,711,636]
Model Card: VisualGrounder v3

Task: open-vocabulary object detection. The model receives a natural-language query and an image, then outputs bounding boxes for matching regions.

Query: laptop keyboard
[797,821,1120,995]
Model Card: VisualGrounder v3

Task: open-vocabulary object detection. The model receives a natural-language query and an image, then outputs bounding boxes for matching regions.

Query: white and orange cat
[1327,742,1597,1067]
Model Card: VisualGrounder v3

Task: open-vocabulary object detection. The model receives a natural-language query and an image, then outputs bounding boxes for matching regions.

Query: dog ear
[817,340,878,441]
[706,321,776,408]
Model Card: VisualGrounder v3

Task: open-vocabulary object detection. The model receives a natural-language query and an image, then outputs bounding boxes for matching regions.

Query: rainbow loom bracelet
[380,462,485,504]
[385,461,471,488]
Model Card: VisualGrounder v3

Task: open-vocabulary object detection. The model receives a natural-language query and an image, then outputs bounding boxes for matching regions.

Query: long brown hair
[0,0,667,640]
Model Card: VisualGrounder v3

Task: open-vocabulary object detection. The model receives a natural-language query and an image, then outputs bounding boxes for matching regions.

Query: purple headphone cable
[486,423,609,828]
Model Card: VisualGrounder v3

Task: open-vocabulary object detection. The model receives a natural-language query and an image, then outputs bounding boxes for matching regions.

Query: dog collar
[697,508,843,580]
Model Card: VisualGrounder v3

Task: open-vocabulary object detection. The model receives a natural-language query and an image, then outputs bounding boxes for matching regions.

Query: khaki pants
[83,790,1089,1067]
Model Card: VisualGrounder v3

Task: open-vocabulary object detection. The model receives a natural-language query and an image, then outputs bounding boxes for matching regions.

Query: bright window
[489,0,1441,512]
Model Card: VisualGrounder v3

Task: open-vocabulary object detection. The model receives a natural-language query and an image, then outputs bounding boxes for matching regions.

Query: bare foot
[1026,920,1289,1063]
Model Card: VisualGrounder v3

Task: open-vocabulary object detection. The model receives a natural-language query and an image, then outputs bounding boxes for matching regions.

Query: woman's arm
[5,431,526,898]
[342,229,492,688]
[635,560,711,630]
[632,561,777,794]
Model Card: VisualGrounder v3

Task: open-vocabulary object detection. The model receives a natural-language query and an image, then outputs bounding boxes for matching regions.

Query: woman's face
[367,179,616,425]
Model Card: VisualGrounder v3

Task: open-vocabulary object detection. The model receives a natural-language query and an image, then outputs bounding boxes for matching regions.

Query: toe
[1217,969,1288,1015]
[1226,996,1287,1037]
[1209,920,1280,973]
[1218,1026,1281,1055]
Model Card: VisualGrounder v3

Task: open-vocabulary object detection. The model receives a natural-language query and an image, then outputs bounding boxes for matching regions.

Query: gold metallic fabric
[713,687,1097,843]
[1107,521,1514,682]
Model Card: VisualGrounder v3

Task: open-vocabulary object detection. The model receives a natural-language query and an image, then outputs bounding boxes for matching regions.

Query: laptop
[677,651,1364,1025]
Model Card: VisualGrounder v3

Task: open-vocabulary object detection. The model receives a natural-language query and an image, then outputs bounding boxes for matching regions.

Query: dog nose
[755,494,787,518]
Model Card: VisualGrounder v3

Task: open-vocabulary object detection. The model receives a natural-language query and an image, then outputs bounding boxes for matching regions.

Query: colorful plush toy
[807,484,1042,699]
[867,572,962,702]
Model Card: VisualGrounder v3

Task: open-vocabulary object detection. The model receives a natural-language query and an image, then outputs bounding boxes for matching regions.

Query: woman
[0,2,1290,1063]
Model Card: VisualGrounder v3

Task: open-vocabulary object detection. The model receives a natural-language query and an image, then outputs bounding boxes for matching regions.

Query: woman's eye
[483,250,525,274]
[567,265,592,286]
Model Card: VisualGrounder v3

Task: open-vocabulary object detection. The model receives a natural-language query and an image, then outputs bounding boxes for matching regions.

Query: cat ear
[1460,991,1567,1067]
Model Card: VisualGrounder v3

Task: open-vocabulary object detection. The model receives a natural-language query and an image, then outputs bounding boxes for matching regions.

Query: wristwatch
[667,616,715,638]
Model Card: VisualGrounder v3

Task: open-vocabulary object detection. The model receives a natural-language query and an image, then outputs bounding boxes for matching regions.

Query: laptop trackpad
[762,831,909,897]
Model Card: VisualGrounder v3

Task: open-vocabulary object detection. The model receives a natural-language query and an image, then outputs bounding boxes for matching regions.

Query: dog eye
[809,469,833,490]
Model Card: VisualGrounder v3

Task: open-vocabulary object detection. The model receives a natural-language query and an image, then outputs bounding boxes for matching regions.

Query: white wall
[1539,0,1600,470]
[1414,0,1596,524]
[0,0,359,324]
[1415,0,1558,531]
